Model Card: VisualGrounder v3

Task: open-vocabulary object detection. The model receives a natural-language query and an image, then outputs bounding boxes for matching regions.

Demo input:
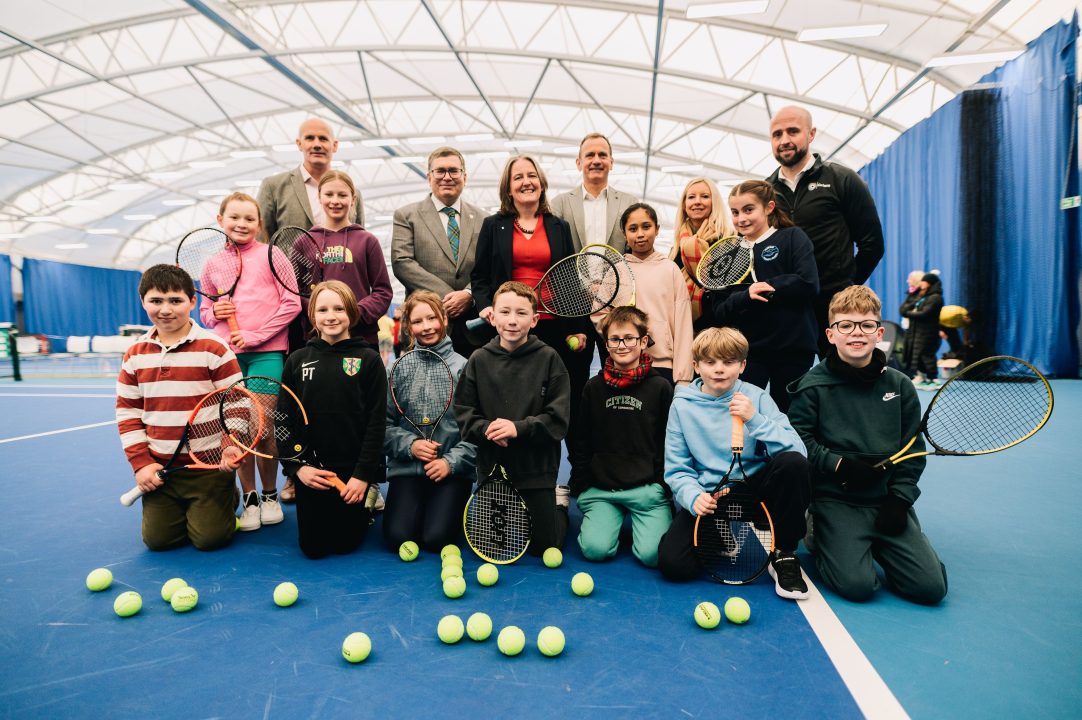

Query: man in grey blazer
[257,117,364,240]
[391,146,483,358]
[549,133,638,253]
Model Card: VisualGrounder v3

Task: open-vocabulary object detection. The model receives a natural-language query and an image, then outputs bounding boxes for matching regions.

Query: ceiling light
[198,189,232,196]
[86,228,118,235]
[56,243,88,249]
[25,216,58,223]
[109,182,147,191]
[162,199,197,207]
[189,160,226,169]
[686,1,769,19]
[362,138,401,147]
[146,171,186,180]
[456,133,495,142]
[230,150,266,159]
[505,139,543,148]
[411,136,447,145]
[0,233,26,239]
[123,214,157,221]
[797,23,887,42]
[554,146,580,155]
[272,144,297,152]
[477,151,511,159]
[234,180,262,187]
[925,49,1023,67]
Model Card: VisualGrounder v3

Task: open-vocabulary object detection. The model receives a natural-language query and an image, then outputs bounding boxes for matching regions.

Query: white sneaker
[260,495,284,525]
[238,503,261,532]
[555,485,570,509]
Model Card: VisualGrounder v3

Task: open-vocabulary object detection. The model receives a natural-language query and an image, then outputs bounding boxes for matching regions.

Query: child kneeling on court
[788,286,947,604]
[454,281,571,554]
[658,327,811,600]
[570,306,674,566]
[280,281,386,559]
[116,265,243,551]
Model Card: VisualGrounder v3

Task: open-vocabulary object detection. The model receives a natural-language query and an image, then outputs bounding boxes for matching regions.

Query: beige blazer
[256,167,365,238]
[549,184,638,253]
[391,195,483,297]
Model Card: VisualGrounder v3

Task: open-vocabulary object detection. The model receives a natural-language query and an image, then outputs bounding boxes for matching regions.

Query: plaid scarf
[603,352,653,389]
[676,224,708,321]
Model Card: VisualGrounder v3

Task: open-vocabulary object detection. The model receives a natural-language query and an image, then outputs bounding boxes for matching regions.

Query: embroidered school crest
[342,357,363,376]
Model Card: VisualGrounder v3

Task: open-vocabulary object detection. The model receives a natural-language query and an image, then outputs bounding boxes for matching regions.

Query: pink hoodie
[623,251,694,383]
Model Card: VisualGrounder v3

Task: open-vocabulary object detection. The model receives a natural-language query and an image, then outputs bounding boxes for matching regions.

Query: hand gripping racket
[693,416,776,584]
[695,235,755,291]
[389,348,455,447]
[120,387,263,506]
[580,243,636,306]
[876,355,1053,469]
[464,464,532,564]
[268,226,324,298]
[177,228,243,335]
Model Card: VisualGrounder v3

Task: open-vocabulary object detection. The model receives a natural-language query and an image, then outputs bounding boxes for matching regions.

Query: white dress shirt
[581,184,608,246]
[778,154,815,193]
[430,194,463,234]
[300,165,326,227]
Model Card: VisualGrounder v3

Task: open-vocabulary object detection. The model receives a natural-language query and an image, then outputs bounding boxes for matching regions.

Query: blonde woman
[668,178,735,333]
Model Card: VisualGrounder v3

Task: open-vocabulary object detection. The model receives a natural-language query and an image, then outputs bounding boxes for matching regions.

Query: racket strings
[177,229,239,297]
[695,494,773,584]
[186,392,233,464]
[271,227,320,296]
[465,482,530,562]
[582,246,635,306]
[390,352,453,428]
[698,238,753,289]
[538,253,618,316]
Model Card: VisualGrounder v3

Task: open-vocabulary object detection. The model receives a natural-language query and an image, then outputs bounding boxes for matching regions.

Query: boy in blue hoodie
[658,327,811,600]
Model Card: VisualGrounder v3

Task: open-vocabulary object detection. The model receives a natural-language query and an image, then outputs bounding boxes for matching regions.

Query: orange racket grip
[731,416,745,455]
[226,313,240,335]
[329,475,346,492]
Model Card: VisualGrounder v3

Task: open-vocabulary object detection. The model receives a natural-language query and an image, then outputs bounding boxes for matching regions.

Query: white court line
[0,393,113,398]
[797,571,910,719]
[0,420,116,444]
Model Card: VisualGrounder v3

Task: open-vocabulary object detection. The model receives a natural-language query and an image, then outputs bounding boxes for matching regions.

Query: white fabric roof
[0,0,1075,298]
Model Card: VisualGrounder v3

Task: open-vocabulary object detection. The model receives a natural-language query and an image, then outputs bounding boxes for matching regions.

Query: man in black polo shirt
[766,106,884,357]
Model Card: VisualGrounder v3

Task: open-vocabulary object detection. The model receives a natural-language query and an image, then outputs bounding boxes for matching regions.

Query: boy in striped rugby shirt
[116,265,244,550]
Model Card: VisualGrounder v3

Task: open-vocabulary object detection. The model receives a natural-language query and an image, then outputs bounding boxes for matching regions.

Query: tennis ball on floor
[725,597,751,624]
[542,547,563,568]
[537,626,566,657]
[437,614,465,644]
[342,632,372,663]
[160,577,187,602]
[86,568,113,592]
[443,575,467,598]
[440,565,464,582]
[399,540,420,562]
[170,586,198,613]
[566,336,580,351]
[273,582,299,607]
[571,572,594,597]
[694,601,721,629]
[440,544,461,561]
[113,591,142,618]
[476,563,499,586]
[466,612,493,642]
[497,626,526,656]
[441,554,463,569]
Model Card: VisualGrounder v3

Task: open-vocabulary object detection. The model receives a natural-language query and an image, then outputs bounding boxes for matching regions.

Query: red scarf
[603,352,653,389]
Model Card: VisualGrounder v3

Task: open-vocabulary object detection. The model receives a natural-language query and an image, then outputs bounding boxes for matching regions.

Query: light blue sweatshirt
[664,378,806,513]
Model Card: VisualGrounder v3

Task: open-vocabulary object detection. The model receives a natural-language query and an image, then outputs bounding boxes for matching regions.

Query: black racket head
[389,348,454,437]
[537,252,619,317]
[464,464,531,564]
[269,226,322,297]
[694,482,774,585]
[696,236,753,290]
[176,228,241,300]
[923,355,1053,455]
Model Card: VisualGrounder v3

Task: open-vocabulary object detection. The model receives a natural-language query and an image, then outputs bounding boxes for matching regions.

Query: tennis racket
[268,226,325,298]
[876,355,1053,469]
[389,348,455,447]
[464,463,532,564]
[581,243,636,306]
[177,228,243,335]
[695,235,755,291]
[119,387,263,506]
[693,416,776,584]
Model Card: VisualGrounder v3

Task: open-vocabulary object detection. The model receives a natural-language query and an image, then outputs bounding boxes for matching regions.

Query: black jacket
[767,154,884,296]
[900,286,944,365]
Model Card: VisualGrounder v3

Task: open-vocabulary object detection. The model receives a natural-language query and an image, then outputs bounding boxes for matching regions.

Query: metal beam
[641,1,666,199]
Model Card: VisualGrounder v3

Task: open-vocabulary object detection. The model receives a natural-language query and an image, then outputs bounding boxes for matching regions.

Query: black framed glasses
[606,335,643,348]
[430,168,463,178]
[830,320,882,335]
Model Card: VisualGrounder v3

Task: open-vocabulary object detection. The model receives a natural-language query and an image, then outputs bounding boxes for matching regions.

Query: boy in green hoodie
[788,285,947,604]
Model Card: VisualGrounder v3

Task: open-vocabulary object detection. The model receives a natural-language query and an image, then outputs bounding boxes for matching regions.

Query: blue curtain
[0,255,13,323]
[861,18,1080,377]
[23,258,148,337]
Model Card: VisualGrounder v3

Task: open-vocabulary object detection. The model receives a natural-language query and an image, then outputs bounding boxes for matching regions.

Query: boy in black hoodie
[454,281,571,554]
[570,306,673,566]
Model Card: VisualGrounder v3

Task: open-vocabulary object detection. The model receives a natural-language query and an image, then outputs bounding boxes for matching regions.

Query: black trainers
[768,551,809,600]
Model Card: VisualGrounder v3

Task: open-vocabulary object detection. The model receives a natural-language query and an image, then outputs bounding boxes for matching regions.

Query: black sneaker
[768,551,809,600]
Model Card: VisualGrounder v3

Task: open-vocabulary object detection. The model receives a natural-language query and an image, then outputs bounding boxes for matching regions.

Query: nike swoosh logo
[302,361,318,368]
[882,393,899,401]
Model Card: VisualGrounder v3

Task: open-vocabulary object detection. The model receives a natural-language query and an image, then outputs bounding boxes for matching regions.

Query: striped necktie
[441,207,460,262]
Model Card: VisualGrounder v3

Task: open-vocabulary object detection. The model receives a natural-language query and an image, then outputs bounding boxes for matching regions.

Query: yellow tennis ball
[566,336,580,351]
[476,563,499,586]
[441,554,463,569]
[86,568,112,592]
[537,626,566,657]
[725,597,751,624]
[466,612,493,641]
[571,572,594,597]
[437,615,465,644]
[694,601,721,629]
[497,626,526,656]
[399,541,420,562]
[170,586,198,613]
[440,544,461,561]
[113,591,142,618]
[440,565,464,582]
[160,577,187,602]
[542,547,563,568]
[342,632,372,663]
[443,575,466,598]
[273,582,299,607]
[235,517,241,531]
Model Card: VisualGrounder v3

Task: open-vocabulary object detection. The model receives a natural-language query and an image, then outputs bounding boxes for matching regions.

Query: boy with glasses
[788,286,947,604]
[569,307,674,567]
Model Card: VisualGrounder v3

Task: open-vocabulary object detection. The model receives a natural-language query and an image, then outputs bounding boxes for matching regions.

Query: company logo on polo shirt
[761,245,780,261]
[807,182,831,191]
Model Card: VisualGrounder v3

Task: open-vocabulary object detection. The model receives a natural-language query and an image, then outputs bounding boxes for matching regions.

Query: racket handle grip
[731,416,744,454]
[226,313,240,335]
[466,317,486,331]
[120,486,145,506]
[330,475,346,492]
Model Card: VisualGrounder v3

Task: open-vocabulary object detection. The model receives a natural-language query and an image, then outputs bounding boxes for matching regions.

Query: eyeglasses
[430,168,463,178]
[606,335,643,348]
[830,320,882,335]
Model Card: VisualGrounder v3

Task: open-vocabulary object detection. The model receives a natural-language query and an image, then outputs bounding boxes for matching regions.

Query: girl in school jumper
[668,178,736,334]
[619,203,694,384]
[383,290,476,553]
[200,192,301,531]
[279,280,386,559]
[900,273,945,389]
[706,180,819,413]
[302,170,393,346]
